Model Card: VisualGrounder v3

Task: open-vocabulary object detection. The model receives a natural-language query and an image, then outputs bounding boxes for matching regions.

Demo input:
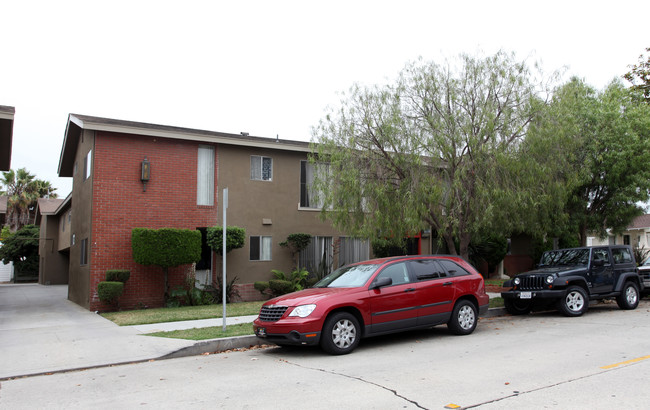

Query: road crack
[281,359,427,409]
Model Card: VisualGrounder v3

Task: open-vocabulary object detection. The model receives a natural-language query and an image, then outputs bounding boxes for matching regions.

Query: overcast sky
[2,0,648,197]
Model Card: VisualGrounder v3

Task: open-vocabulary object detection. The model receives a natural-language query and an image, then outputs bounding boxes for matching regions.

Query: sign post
[222,187,228,331]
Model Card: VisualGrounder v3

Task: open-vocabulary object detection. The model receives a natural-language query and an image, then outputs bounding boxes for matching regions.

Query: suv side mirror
[593,259,605,267]
[370,277,392,290]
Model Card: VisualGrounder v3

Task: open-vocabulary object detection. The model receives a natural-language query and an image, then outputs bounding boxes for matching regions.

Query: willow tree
[312,51,556,260]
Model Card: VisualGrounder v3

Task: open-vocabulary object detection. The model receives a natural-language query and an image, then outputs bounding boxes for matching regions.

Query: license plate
[519,292,532,299]
[256,327,267,337]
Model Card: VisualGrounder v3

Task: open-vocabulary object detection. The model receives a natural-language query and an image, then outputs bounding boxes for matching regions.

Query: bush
[106,269,130,283]
[206,226,246,254]
[98,281,124,304]
[269,279,293,296]
[254,281,270,295]
[204,275,241,304]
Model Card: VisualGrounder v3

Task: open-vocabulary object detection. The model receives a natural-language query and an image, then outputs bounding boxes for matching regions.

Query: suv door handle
[404,288,416,292]
[443,282,453,286]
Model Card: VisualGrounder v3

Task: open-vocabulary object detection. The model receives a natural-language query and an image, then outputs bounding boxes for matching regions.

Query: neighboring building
[0,195,7,227]
[52,114,429,311]
[0,105,14,171]
[35,196,69,285]
[589,214,650,249]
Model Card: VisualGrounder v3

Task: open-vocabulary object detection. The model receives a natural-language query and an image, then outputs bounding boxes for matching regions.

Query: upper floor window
[83,150,92,181]
[300,160,329,209]
[197,145,215,206]
[250,236,272,261]
[251,156,272,181]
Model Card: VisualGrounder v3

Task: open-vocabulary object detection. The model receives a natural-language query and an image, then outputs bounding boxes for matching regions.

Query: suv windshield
[314,263,380,288]
[539,249,590,267]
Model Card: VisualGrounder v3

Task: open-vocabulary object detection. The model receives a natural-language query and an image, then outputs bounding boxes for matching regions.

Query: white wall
[0,261,13,282]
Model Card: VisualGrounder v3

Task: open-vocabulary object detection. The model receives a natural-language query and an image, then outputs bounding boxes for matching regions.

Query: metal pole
[222,187,228,331]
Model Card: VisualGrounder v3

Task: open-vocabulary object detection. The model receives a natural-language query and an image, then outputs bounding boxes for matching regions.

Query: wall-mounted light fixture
[141,157,151,192]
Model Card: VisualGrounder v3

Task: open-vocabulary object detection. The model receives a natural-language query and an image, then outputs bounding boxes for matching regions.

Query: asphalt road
[2,299,649,409]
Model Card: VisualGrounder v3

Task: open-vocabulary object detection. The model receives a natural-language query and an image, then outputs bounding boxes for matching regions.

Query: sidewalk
[0,284,505,380]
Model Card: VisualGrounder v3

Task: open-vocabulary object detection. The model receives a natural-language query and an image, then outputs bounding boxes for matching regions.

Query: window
[623,235,630,245]
[250,236,272,261]
[80,238,88,266]
[197,145,215,205]
[300,236,332,273]
[611,247,633,264]
[300,160,329,208]
[251,156,272,181]
[410,259,443,280]
[83,150,92,180]
[376,262,411,286]
[338,237,370,267]
[438,260,470,277]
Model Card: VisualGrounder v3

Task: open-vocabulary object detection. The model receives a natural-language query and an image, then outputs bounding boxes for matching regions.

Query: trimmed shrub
[98,281,124,304]
[206,226,246,254]
[269,279,293,296]
[106,269,130,283]
[254,281,270,295]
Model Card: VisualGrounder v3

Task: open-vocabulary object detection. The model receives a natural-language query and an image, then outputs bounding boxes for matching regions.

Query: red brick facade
[89,131,218,310]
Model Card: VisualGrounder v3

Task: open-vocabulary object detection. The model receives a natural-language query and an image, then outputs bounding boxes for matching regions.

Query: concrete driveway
[0,284,198,379]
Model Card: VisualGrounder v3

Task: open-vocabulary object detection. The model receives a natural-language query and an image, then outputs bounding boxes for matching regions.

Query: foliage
[633,247,650,266]
[97,281,124,304]
[131,227,202,296]
[623,47,650,102]
[272,268,309,291]
[311,51,555,260]
[106,269,130,283]
[1,168,57,232]
[254,281,270,295]
[268,279,294,296]
[279,233,312,268]
[1,225,10,241]
[371,237,406,258]
[206,226,246,254]
[205,275,241,304]
[530,78,650,245]
[468,234,508,275]
[0,224,39,276]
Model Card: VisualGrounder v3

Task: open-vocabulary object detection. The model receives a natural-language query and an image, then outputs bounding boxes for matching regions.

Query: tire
[320,312,361,355]
[557,286,589,317]
[616,281,640,310]
[447,300,478,335]
[504,298,532,315]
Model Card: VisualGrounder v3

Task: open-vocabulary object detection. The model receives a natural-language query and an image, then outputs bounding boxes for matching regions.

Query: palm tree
[1,168,58,232]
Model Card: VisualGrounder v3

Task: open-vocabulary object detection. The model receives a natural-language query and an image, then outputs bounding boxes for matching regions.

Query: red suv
[253,255,489,354]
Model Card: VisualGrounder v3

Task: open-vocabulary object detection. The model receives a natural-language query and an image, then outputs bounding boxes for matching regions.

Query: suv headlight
[546,275,554,284]
[288,304,316,318]
[513,277,521,285]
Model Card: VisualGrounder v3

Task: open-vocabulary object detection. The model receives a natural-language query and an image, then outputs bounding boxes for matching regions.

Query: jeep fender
[552,276,589,291]
[614,272,643,292]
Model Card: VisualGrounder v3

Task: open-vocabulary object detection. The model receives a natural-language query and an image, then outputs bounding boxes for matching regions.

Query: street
[2,299,649,409]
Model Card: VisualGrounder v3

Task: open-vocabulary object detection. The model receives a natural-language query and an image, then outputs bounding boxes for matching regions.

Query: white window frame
[83,150,92,181]
[250,155,273,181]
[250,236,272,261]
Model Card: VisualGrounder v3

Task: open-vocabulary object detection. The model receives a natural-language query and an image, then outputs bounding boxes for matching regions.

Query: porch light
[141,157,151,192]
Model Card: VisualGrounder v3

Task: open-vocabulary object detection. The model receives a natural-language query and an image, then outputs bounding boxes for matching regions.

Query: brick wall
[89,131,218,310]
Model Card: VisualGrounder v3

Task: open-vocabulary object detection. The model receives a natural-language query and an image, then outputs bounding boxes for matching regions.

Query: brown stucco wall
[67,129,95,308]
[38,214,69,285]
[216,144,343,289]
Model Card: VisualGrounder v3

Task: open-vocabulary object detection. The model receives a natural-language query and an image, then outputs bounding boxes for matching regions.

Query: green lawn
[148,323,255,340]
[101,301,264,326]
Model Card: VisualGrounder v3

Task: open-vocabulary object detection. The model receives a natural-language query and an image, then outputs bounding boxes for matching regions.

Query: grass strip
[146,323,255,340]
[101,301,264,326]
[489,297,504,308]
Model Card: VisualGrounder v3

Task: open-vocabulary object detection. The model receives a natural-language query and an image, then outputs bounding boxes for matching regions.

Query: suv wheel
[616,281,640,310]
[557,286,588,317]
[320,312,361,355]
[447,300,478,335]
[504,298,532,315]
